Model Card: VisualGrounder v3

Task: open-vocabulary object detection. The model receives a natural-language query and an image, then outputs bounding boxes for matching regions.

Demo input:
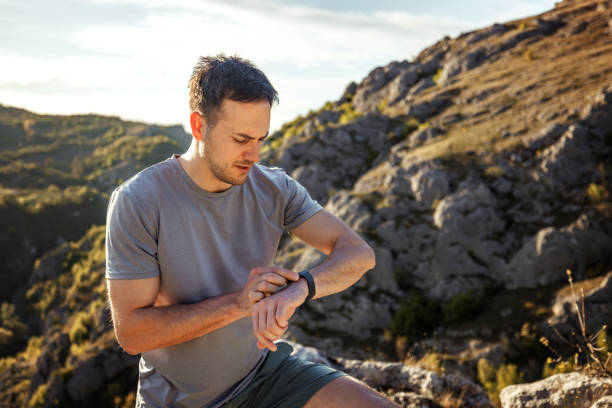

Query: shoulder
[114,157,175,197]
[248,163,295,193]
[111,157,175,209]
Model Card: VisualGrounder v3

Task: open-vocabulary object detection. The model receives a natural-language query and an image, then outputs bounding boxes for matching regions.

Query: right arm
[107,266,298,355]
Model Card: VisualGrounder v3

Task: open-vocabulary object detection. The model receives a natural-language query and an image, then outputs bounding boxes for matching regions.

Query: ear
[190,112,207,142]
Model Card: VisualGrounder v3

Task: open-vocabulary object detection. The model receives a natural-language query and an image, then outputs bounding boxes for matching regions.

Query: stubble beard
[205,153,250,186]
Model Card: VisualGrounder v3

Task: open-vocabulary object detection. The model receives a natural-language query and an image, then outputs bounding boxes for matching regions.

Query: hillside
[1,0,611,406]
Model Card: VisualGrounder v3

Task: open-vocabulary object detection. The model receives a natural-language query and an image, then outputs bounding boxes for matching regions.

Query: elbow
[363,242,376,271]
[114,327,142,356]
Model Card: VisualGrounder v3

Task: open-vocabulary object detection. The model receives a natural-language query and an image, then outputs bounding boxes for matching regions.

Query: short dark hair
[188,54,279,128]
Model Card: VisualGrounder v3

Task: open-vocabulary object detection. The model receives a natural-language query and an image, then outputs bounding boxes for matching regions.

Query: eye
[233,138,248,145]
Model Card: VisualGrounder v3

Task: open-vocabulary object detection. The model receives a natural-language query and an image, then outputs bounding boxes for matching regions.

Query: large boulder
[419,182,506,299]
[499,372,612,408]
[505,214,612,289]
[535,124,597,195]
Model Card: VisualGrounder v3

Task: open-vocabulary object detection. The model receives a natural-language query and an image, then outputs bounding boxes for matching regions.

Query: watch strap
[298,270,315,304]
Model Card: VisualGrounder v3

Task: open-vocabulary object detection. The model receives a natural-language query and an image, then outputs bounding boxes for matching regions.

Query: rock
[407,126,444,149]
[403,95,452,120]
[506,215,612,289]
[410,167,450,204]
[521,123,568,151]
[582,87,612,139]
[465,23,510,44]
[295,289,395,341]
[27,244,70,286]
[340,358,493,408]
[67,359,105,402]
[368,247,400,294]
[438,47,487,85]
[565,20,588,36]
[499,372,612,408]
[407,78,435,98]
[427,182,506,297]
[324,190,373,232]
[391,392,437,407]
[387,69,420,105]
[536,124,596,194]
[291,164,334,204]
[592,395,612,408]
[353,60,413,112]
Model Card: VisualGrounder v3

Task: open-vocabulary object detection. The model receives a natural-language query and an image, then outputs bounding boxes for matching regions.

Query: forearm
[308,240,375,299]
[114,291,246,355]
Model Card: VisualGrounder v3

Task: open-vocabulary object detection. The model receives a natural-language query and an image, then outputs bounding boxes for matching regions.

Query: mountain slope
[1,1,611,406]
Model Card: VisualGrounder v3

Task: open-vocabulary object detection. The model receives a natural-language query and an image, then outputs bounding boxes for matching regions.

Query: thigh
[303,375,400,408]
[223,342,346,408]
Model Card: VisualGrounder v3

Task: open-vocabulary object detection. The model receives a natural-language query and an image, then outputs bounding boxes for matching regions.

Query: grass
[539,269,612,378]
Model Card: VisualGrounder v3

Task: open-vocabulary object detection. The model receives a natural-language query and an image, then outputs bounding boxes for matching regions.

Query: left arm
[290,209,375,299]
[251,209,375,350]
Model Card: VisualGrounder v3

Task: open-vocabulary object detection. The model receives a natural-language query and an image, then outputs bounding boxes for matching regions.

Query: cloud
[1,0,552,133]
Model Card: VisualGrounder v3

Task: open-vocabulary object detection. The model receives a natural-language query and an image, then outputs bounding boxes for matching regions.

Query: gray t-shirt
[105,155,322,408]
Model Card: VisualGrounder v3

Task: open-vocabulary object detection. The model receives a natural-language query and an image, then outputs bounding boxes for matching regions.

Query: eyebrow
[235,132,269,141]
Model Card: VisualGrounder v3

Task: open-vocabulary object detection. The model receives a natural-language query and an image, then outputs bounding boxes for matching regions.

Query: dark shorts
[221,342,346,408]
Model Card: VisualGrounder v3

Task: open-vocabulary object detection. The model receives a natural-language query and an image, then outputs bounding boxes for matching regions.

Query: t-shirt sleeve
[105,188,160,279]
[282,174,323,231]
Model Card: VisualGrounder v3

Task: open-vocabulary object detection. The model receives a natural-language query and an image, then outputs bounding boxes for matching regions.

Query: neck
[177,141,232,193]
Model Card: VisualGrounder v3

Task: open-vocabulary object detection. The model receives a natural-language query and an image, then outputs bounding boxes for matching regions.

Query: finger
[249,290,265,304]
[256,281,283,294]
[270,267,299,282]
[252,304,259,335]
[261,273,289,287]
[253,267,299,282]
[258,309,276,351]
[267,301,279,332]
[253,306,272,350]
[276,303,290,327]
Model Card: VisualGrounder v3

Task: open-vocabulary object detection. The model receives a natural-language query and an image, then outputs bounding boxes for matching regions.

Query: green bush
[478,358,525,405]
[69,312,93,344]
[443,290,482,324]
[390,293,441,341]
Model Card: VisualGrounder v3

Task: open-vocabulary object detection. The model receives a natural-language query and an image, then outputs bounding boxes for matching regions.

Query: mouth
[234,164,251,173]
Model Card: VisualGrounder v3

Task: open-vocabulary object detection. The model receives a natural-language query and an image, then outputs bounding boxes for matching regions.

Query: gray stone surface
[499,372,612,408]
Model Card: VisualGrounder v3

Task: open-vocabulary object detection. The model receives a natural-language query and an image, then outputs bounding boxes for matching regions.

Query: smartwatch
[298,270,315,304]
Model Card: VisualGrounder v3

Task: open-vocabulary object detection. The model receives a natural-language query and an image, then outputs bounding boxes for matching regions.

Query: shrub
[69,312,93,344]
[433,69,443,84]
[390,293,441,342]
[586,183,606,204]
[443,290,482,324]
[29,384,48,408]
[542,355,577,378]
[478,358,525,404]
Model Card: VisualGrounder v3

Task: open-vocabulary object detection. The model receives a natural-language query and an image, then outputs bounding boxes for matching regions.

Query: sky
[0,0,556,134]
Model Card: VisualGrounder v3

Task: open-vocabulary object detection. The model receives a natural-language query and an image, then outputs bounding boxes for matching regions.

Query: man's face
[201,99,271,190]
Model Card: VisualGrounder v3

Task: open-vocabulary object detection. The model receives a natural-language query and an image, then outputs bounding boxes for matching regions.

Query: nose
[244,143,260,163]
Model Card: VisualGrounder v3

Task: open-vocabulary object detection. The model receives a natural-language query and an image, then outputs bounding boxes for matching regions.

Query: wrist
[298,270,316,304]
[293,278,309,305]
[234,292,250,318]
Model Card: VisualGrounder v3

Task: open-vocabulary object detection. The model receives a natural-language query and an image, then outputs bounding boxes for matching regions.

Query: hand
[237,267,299,315]
[252,278,308,351]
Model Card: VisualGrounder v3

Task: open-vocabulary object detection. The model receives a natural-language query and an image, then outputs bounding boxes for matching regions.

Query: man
[106,55,399,407]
